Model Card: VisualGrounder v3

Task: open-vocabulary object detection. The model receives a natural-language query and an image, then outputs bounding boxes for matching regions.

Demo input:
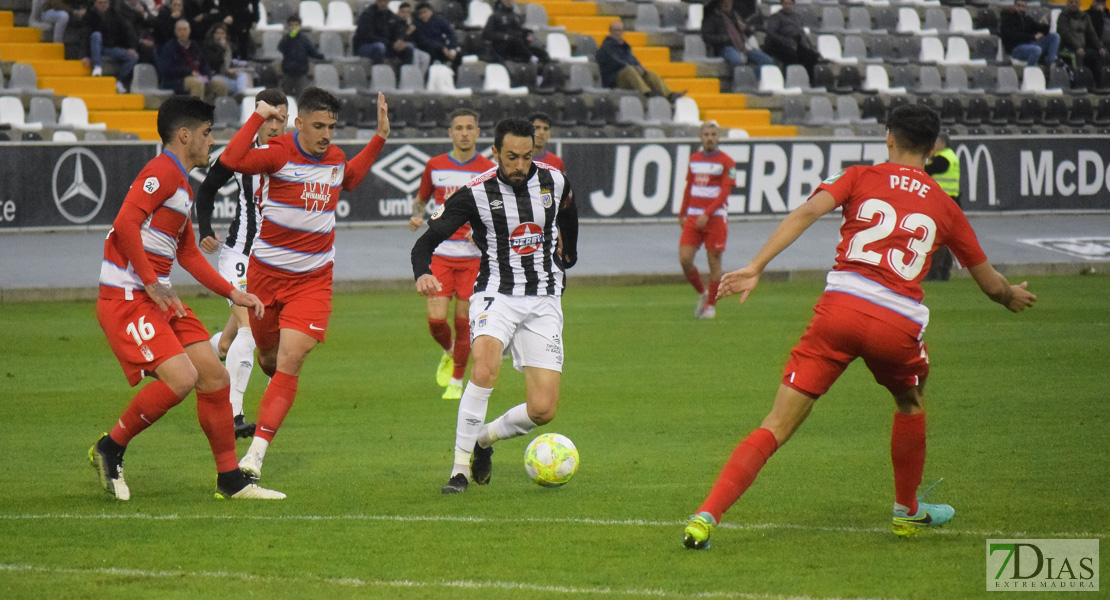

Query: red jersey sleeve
[814,166,861,207]
[113,163,183,285]
[679,168,693,218]
[220,113,286,175]
[417,162,435,201]
[342,135,386,190]
[940,204,988,269]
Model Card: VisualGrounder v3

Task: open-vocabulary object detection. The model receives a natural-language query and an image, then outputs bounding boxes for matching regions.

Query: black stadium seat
[940,97,964,125]
[1015,97,1043,126]
[990,97,1016,126]
[964,97,991,126]
[1042,98,1068,127]
[1068,97,1093,127]
[861,96,887,122]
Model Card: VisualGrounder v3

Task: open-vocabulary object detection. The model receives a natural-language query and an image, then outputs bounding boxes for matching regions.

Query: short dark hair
[297,87,341,117]
[493,117,535,150]
[448,108,479,126]
[415,2,432,11]
[886,104,940,157]
[529,112,553,127]
[399,1,411,8]
[157,95,213,144]
[256,88,288,109]
[287,15,301,24]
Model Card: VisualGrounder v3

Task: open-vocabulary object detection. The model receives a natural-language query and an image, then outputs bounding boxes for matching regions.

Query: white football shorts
[469,292,564,373]
[217,246,249,306]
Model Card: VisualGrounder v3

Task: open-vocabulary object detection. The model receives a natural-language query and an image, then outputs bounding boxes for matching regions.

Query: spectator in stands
[185,0,230,43]
[82,0,140,93]
[277,15,324,96]
[154,0,186,47]
[1088,0,1110,47]
[222,0,259,60]
[203,22,251,96]
[354,0,414,64]
[701,0,774,70]
[119,0,159,67]
[413,2,460,67]
[761,0,820,78]
[40,0,81,44]
[1000,0,1060,67]
[482,0,550,65]
[1058,0,1106,83]
[734,0,764,31]
[158,18,228,102]
[597,20,685,101]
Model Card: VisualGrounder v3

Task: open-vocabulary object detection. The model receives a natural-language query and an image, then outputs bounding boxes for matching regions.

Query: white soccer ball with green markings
[523,433,579,487]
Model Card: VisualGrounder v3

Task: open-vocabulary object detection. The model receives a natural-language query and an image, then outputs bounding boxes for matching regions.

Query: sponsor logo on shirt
[301,182,331,212]
[509,222,544,255]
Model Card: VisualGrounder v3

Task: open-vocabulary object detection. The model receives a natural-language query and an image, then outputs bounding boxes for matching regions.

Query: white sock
[448,377,463,387]
[479,403,536,448]
[225,327,255,416]
[209,332,223,359]
[247,437,269,460]
[451,383,493,478]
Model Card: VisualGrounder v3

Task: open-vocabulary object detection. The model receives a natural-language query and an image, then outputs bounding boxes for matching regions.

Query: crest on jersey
[143,177,160,194]
[823,170,846,185]
[540,190,552,208]
[330,167,338,185]
[509,222,544,255]
[477,315,488,328]
[139,345,153,361]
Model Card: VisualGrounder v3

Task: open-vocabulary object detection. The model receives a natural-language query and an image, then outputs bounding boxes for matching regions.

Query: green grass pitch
[1,275,1106,599]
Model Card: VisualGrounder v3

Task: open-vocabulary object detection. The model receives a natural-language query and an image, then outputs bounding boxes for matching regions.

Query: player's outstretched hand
[229,289,266,319]
[376,92,390,139]
[415,274,442,297]
[1006,281,1037,313]
[145,281,186,318]
[255,100,281,121]
[199,233,223,254]
[408,215,425,231]
[718,265,761,304]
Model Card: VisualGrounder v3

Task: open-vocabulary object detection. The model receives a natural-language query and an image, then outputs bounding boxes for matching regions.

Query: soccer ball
[523,433,579,487]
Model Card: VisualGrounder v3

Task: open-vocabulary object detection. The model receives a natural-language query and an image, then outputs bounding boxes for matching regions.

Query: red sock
[698,428,779,522]
[109,380,184,446]
[707,279,720,307]
[428,318,452,351]
[891,412,927,514]
[452,317,471,379]
[196,386,239,472]
[684,268,706,294]
[255,371,299,443]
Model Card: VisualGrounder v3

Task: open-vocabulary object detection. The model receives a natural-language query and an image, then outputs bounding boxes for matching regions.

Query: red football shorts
[782,296,930,399]
[97,295,211,387]
[248,261,333,348]
[679,215,728,252]
[431,255,480,300]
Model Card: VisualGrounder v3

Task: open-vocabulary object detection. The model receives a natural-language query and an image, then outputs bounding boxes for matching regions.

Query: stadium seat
[811,64,835,90]
[785,64,822,92]
[58,97,106,130]
[782,96,806,124]
[923,7,948,33]
[897,7,938,35]
[52,130,78,142]
[298,1,326,30]
[239,95,256,125]
[26,96,56,128]
[464,0,492,29]
[398,64,425,93]
[873,7,899,33]
[848,7,880,34]
[456,63,483,90]
[989,97,1016,126]
[806,96,845,126]
[943,65,983,94]
[575,34,598,60]
[963,96,990,125]
[636,4,668,33]
[506,61,538,90]
[831,65,863,94]
[320,32,358,63]
[817,35,858,65]
[731,66,759,93]
[341,63,371,94]
[389,96,419,128]
[843,35,871,63]
[658,4,687,30]
[858,96,885,122]
[1094,97,1110,127]
[0,96,43,131]
[590,96,617,127]
[1021,66,1062,95]
[617,96,645,125]
[889,65,916,90]
[837,95,877,124]
[256,3,283,32]
[759,65,802,95]
[314,63,357,96]
[427,64,471,95]
[994,66,1021,94]
[132,63,172,98]
[685,3,704,32]
[548,33,587,64]
[820,6,846,33]
[920,37,946,64]
[683,35,723,64]
[949,7,990,36]
[524,4,561,33]
[673,97,700,126]
[1042,97,1068,127]
[258,30,283,61]
[213,96,239,128]
[1015,97,1043,126]
[1070,66,1095,93]
[9,63,52,95]
[914,66,943,94]
[265,0,293,30]
[556,95,585,126]
[645,96,672,125]
[483,64,528,95]
[864,65,907,94]
[324,1,357,32]
[939,97,964,125]
[1068,97,1094,127]
[945,37,987,66]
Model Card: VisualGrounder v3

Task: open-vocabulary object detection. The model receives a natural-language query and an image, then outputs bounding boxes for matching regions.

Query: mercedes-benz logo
[52,147,107,224]
[371,144,431,193]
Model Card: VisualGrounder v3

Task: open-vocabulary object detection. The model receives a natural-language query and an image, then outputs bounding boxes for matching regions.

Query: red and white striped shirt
[220,113,385,277]
[99,151,232,300]
[417,152,495,259]
[680,150,736,219]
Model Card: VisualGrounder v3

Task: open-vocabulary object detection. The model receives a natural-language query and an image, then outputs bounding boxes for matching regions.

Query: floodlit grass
[1,276,1106,599]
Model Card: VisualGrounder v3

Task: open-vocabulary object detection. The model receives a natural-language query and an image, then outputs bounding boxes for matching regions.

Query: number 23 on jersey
[845,198,937,281]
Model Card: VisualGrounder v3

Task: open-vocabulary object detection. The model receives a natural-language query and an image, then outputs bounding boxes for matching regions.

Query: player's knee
[528,403,556,426]
[470,361,500,387]
[196,365,230,392]
[258,361,276,378]
[163,365,199,397]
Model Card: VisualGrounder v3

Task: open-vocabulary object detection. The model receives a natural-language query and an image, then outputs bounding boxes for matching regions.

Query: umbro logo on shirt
[489,199,503,211]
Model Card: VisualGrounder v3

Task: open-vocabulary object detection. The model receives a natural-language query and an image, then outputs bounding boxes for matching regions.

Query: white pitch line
[0,563,900,600]
[1,513,1106,538]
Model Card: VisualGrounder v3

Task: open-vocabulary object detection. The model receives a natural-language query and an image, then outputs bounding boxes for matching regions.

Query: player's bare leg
[680,244,708,317]
[241,329,317,480]
[702,250,723,319]
[889,384,951,535]
[444,298,471,400]
[443,334,502,493]
[427,296,454,388]
[224,304,257,437]
[685,385,812,549]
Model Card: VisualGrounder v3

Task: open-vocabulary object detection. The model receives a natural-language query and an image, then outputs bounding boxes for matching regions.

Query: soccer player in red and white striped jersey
[529,112,565,173]
[408,108,496,401]
[90,95,284,501]
[678,120,735,319]
[219,89,390,482]
[682,105,1037,550]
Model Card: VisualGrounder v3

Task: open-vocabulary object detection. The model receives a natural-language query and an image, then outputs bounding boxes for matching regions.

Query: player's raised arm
[719,190,838,302]
[220,104,286,175]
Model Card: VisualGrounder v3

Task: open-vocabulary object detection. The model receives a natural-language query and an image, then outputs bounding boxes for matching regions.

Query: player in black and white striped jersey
[412,117,579,494]
[195,88,289,439]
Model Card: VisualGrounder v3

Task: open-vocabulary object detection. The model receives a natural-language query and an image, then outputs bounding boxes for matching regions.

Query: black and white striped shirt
[195,152,263,257]
[412,162,579,297]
